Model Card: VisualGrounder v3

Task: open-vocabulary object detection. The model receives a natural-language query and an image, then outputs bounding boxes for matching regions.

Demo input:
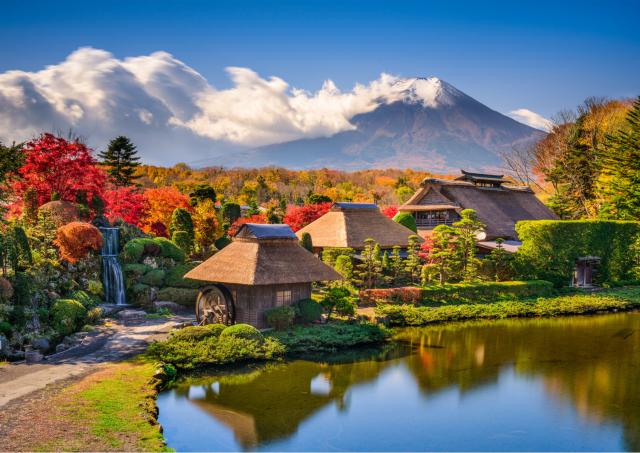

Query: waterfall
[99,227,126,305]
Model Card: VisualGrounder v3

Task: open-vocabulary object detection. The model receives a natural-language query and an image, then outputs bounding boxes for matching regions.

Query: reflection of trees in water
[173,313,640,450]
[396,314,640,451]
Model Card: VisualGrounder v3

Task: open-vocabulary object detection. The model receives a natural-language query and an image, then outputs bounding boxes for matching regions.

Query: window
[276,290,292,306]
[414,210,457,228]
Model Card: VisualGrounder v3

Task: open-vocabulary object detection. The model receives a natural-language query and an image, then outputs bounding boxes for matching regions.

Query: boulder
[153,301,182,313]
[117,309,147,321]
[55,343,67,353]
[32,337,50,353]
[25,350,44,364]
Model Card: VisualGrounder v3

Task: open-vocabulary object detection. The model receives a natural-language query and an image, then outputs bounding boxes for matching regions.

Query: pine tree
[354,238,383,289]
[99,136,141,186]
[169,208,194,252]
[300,232,313,252]
[599,97,640,219]
[404,235,423,284]
[334,255,354,286]
[453,209,485,282]
[426,225,459,285]
[485,238,514,281]
[390,246,404,285]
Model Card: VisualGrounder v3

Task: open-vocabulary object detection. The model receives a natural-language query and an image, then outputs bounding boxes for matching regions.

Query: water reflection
[158,313,640,451]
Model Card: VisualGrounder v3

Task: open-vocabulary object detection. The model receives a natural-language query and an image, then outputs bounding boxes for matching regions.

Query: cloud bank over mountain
[0,47,546,166]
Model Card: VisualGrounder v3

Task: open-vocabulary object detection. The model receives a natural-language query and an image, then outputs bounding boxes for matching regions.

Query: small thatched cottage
[185,223,341,328]
[295,202,422,251]
[399,170,557,248]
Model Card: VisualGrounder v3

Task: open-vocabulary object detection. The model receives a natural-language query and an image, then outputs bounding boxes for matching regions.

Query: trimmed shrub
[392,211,418,233]
[265,306,296,330]
[516,220,640,286]
[123,263,152,278]
[164,263,201,288]
[154,237,186,262]
[140,269,166,287]
[54,222,103,263]
[131,283,150,295]
[69,290,96,309]
[156,287,198,306]
[172,230,191,254]
[294,298,323,324]
[205,323,227,337]
[170,326,218,342]
[86,307,103,324]
[321,247,355,267]
[86,279,103,299]
[51,299,87,335]
[299,232,313,252]
[220,323,263,341]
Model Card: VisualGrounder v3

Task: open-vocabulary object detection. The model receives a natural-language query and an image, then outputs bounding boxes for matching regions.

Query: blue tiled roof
[241,223,297,239]
[333,202,378,209]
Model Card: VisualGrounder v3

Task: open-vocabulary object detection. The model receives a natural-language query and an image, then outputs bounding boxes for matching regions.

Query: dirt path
[0,314,191,409]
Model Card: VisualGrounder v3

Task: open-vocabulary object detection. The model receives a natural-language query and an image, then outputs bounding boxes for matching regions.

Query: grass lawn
[6,359,168,452]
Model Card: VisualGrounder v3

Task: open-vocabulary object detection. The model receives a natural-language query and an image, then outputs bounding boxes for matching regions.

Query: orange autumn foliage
[142,187,190,234]
[54,222,103,263]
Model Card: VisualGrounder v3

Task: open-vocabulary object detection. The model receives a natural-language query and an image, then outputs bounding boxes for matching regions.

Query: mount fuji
[236,77,545,171]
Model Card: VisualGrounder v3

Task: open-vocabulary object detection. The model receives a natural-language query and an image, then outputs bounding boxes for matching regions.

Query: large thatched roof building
[399,170,557,241]
[295,202,422,250]
[185,223,340,328]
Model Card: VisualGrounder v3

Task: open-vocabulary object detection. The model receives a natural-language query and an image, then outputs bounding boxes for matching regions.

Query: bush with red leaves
[283,203,332,232]
[381,205,398,219]
[228,214,268,237]
[104,186,149,227]
[54,222,103,263]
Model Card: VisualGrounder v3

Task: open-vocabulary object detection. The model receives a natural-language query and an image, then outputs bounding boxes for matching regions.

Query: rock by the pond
[32,337,50,353]
[153,301,181,312]
[118,309,147,321]
[25,350,44,363]
[55,343,67,353]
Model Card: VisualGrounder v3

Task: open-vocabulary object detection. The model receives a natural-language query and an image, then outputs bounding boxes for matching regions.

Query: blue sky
[2,0,639,118]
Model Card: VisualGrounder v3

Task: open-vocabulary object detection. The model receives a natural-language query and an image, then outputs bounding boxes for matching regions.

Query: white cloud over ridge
[508,108,553,131]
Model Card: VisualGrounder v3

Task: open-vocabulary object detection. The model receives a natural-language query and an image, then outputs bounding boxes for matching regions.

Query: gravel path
[0,314,192,409]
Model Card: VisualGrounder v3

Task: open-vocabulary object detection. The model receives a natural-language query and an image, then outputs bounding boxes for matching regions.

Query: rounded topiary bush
[170,325,218,342]
[392,212,418,233]
[294,298,323,324]
[154,237,186,262]
[156,287,198,306]
[205,323,227,337]
[51,299,87,336]
[123,263,151,278]
[265,306,296,330]
[140,269,166,287]
[220,323,263,341]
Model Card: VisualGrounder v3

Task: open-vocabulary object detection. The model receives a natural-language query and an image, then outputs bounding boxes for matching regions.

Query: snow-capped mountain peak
[388,76,463,108]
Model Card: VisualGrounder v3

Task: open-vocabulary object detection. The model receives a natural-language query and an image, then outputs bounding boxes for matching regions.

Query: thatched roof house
[185,223,340,328]
[295,202,422,250]
[399,170,557,240]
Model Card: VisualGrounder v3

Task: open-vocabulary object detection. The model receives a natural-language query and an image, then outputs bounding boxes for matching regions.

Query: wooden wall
[226,282,312,328]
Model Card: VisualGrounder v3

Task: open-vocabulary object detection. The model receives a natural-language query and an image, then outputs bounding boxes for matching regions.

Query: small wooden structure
[572,256,600,288]
[295,202,422,251]
[184,224,341,328]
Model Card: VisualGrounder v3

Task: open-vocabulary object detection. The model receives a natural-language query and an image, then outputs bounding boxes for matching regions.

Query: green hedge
[516,220,640,286]
[164,263,202,288]
[122,237,186,264]
[377,290,640,326]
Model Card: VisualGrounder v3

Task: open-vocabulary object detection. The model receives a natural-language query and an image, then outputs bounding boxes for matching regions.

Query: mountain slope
[243,77,545,171]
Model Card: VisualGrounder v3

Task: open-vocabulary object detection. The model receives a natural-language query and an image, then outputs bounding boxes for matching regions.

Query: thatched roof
[399,174,557,240]
[184,224,341,285]
[38,200,81,226]
[296,202,422,249]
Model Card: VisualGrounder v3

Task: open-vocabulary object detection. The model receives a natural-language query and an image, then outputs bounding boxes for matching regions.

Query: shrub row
[264,299,324,330]
[359,280,555,306]
[376,290,640,326]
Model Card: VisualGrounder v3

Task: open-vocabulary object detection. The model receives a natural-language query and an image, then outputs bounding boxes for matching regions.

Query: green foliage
[321,247,355,267]
[164,263,201,288]
[220,323,264,341]
[0,141,24,214]
[515,220,640,286]
[222,202,241,224]
[154,237,186,262]
[86,307,103,324]
[265,306,296,330]
[189,184,217,206]
[214,236,231,250]
[156,287,199,306]
[172,230,191,255]
[293,298,323,324]
[452,209,484,282]
[51,299,87,335]
[146,333,285,370]
[404,234,423,284]
[599,97,640,219]
[69,290,97,309]
[170,326,220,342]
[392,211,417,233]
[140,268,166,287]
[123,263,152,278]
[86,279,104,298]
[98,136,141,187]
[389,246,404,285]
[205,323,227,337]
[0,321,12,336]
[306,193,332,204]
[320,287,356,320]
[269,323,387,355]
[169,208,194,247]
[354,238,383,289]
[419,280,555,305]
[377,290,639,326]
[483,238,515,281]
[122,238,154,263]
[334,255,354,283]
[299,232,313,252]
[425,225,459,285]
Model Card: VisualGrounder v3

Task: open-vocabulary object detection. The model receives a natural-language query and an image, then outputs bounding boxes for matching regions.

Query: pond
[158,313,640,451]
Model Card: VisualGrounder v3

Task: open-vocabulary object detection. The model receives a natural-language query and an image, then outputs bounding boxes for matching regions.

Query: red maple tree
[13,133,106,207]
[142,187,190,234]
[381,205,398,219]
[283,202,332,232]
[228,213,268,237]
[103,186,149,227]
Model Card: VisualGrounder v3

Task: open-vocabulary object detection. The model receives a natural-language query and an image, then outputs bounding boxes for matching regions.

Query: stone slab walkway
[0,315,192,409]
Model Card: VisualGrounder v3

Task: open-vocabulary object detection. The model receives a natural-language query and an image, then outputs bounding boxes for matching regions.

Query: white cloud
[508,108,553,131]
[0,48,465,165]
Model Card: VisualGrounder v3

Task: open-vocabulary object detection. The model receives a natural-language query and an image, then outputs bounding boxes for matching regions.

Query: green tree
[453,209,485,282]
[599,97,640,219]
[334,255,354,285]
[425,225,459,285]
[307,193,332,204]
[98,136,141,186]
[392,211,418,233]
[484,238,514,281]
[390,246,405,285]
[172,230,191,255]
[320,287,356,320]
[222,202,241,224]
[404,235,423,284]
[354,238,383,289]
[189,184,216,207]
[169,208,194,251]
[0,141,24,216]
[299,232,313,252]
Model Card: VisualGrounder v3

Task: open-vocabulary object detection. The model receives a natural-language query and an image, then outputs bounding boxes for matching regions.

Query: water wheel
[195,285,235,325]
